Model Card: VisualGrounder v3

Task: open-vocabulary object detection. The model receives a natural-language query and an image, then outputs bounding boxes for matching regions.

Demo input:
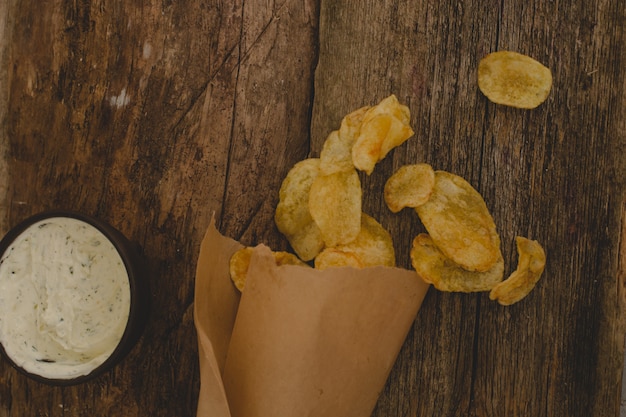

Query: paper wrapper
[194,217,430,417]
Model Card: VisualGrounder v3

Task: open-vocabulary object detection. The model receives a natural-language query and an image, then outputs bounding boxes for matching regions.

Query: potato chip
[319,106,372,175]
[314,213,395,269]
[275,158,320,236]
[229,247,308,291]
[282,222,324,262]
[478,51,552,109]
[309,168,362,247]
[319,130,354,175]
[339,105,370,143]
[229,247,254,291]
[352,114,393,175]
[314,248,364,270]
[342,213,395,267]
[415,170,501,272]
[384,163,435,213]
[273,251,310,269]
[489,236,546,305]
[352,95,414,175]
[410,233,504,292]
[274,158,325,261]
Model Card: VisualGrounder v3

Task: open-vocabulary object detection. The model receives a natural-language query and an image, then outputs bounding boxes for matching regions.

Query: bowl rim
[0,209,149,386]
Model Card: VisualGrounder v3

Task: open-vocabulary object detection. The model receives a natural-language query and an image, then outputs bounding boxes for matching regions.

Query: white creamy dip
[0,217,131,379]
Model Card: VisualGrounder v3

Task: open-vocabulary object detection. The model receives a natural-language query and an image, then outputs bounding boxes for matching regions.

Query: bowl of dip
[0,210,149,385]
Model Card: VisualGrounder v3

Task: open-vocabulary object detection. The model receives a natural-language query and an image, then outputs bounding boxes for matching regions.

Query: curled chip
[339,106,370,143]
[274,158,325,261]
[229,247,308,291]
[352,95,414,175]
[410,234,504,292]
[319,106,371,176]
[319,130,354,175]
[309,168,362,247]
[489,236,546,305]
[384,163,435,213]
[229,247,254,291]
[478,51,552,109]
[415,170,501,272]
[314,213,395,270]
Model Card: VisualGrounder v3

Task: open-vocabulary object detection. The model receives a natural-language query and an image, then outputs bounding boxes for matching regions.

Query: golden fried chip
[319,106,372,175]
[410,233,504,292]
[489,236,546,305]
[229,247,308,291]
[314,248,363,270]
[309,168,362,247]
[352,95,414,175]
[273,251,309,268]
[415,171,501,272]
[343,213,396,267]
[229,247,254,291]
[274,158,325,261]
[384,163,435,213]
[478,51,552,109]
[339,105,370,143]
[351,114,392,175]
[319,130,354,175]
[275,158,320,236]
[314,213,395,269]
[283,222,325,263]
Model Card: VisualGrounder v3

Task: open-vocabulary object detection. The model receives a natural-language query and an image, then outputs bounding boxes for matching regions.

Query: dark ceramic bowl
[0,210,149,385]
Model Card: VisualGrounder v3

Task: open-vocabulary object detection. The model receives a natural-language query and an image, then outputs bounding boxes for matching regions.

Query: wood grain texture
[0,0,17,236]
[0,0,317,416]
[0,0,625,416]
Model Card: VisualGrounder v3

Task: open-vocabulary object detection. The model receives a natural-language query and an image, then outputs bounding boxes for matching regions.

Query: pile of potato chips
[275,95,411,269]
[231,83,547,305]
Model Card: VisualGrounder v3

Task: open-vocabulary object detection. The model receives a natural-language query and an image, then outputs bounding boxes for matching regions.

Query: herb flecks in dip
[0,217,131,380]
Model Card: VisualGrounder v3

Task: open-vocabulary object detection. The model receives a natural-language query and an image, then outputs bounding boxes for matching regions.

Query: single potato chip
[319,130,355,175]
[229,247,254,291]
[489,236,546,305]
[275,158,320,236]
[283,222,325,263]
[352,95,414,174]
[273,251,310,269]
[415,170,501,272]
[342,213,396,267]
[478,51,552,109]
[314,248,364,270]
[339,105,370,143]
[410,233,504,292]
[274,158,325,261]
[384,163,435,213]
[314,213,395,269]
[229,247,308,291]
[309,168,362,247]
[319,106,371,176]
[352,114,394,175]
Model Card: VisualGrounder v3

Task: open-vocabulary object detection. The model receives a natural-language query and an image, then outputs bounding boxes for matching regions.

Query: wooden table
[1,0,625,416]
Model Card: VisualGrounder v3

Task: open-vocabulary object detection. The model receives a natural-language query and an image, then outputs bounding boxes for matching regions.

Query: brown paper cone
[194,217,242,416]
[194,218,430,417]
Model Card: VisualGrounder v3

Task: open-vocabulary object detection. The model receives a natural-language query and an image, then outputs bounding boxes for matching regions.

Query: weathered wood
[1,0,625,416]
[0,0,317,416]
[0,0,16,236]
[312,1,626,416]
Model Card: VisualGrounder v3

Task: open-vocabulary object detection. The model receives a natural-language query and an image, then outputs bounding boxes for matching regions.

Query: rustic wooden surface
[0,0,625,416]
